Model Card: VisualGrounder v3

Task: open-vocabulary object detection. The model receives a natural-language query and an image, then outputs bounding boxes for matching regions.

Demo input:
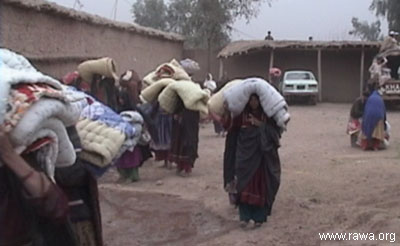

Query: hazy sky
[47,0,388,41]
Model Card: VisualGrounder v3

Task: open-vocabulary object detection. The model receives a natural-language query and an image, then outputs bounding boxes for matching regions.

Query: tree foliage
[131,0,168,31]
[131,0,270,48]
[168,0,232,48]
[370,0,400,32]
[349,17,382,41]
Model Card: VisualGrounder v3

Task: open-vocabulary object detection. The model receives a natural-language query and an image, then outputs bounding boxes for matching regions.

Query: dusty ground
[99,103,400,246]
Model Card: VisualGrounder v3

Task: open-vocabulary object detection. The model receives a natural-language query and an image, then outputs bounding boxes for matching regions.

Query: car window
[285,72,314,80]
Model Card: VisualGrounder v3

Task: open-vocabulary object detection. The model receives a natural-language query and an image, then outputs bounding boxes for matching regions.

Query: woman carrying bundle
[223,94,281,229]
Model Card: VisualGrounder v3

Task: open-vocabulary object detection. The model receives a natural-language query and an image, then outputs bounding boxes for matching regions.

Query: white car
[281,70,319,105]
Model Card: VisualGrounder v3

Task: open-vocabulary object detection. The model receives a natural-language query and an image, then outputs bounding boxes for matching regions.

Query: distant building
[218,40,380,102]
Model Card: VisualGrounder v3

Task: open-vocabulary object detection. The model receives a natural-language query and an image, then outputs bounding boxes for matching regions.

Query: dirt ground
[99,103,400,246]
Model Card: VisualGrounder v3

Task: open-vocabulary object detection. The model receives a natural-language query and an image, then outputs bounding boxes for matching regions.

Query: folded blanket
[80,101,135,138]
[76,118,126,167]
[11,98,82,132]
[0,48,63,124]
[120,111,144,150]
[208,79,243,121]
[158,81,210,115]
[224,78,290,130]
[120,111,144,125]
[10,116,76,181]
[4,83,67,132]
[5,97,83,173]
[10,98,81,162]
[77,57,119,83]
[142,59,191,88]
[0,49,85,176]
[140,78,175,103]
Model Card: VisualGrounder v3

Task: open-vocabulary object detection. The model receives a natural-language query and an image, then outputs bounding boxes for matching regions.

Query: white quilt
[208,79,243,120]
[0,49,63,124]
[10,98,81,164]
[120,111,144,150]
[223,78,290,130]
[0,49,85,177]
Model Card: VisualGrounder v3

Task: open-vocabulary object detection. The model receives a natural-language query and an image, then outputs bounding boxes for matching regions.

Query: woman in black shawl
[168,98,200,176]
[223,94,281,228]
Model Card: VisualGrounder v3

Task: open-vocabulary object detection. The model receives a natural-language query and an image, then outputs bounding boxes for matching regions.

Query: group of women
[0,51,285,246]
[348,81,390,150]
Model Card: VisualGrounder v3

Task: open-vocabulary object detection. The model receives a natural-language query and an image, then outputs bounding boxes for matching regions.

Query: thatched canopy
[218,40,380,58]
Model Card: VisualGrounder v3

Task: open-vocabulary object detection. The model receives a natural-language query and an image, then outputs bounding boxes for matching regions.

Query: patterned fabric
[80,101,134,138]
[0,48,62,125]
[4,83,65,132]
[0,49,85,172]
[120,111,144,151]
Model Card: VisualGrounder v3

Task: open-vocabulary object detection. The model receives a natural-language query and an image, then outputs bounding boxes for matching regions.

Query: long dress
[224,109,281,223]
[151,109,173,162]
[56,159,103,246]
[168,108,200,173]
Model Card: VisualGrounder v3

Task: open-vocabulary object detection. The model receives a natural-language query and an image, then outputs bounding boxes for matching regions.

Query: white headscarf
[203,73,217,92]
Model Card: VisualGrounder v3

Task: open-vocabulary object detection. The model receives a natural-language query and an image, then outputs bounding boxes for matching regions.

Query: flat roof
[218,40,381,58]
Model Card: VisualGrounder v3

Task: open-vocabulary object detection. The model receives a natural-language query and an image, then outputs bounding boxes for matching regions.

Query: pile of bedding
[74,98,138,168]
[0,48,85,180]
[140,60,210,115]
[142,59,191,88]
